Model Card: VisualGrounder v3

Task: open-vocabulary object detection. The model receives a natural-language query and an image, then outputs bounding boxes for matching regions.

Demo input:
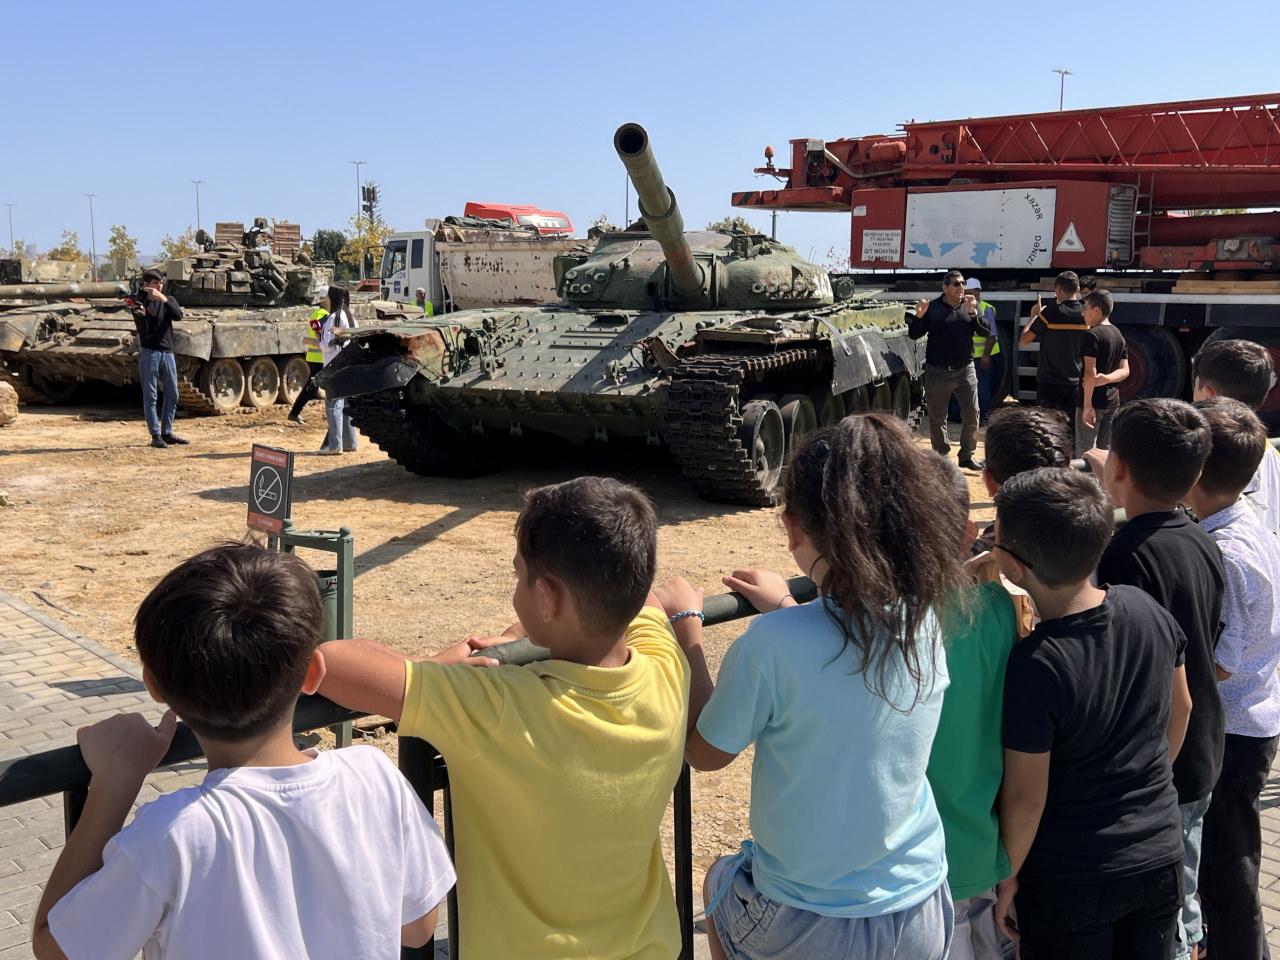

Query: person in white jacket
[318,285,358,455]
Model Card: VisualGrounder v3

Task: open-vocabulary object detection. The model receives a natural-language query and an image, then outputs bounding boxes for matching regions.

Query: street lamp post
[84,193,98,282]
[1052,68,1073,111]
[190,180,204,232]
[349,160,365,280]
[4,203,13,255]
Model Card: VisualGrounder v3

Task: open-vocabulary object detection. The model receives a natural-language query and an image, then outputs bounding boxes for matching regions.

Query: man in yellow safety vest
[967,278,1001,423]
[287,304,329,423]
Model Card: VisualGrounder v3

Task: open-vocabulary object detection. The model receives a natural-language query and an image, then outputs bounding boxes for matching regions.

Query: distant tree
[45,229,87,262]
[157,227,198,262]
[107,225,139,264]
[341,213,392,277]
[706,215,758,234]
[311,228,347,264]
[820,244,851,271]
[1,239,29,260]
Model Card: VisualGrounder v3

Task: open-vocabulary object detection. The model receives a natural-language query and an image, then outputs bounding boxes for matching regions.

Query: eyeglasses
[992,542,1035,570]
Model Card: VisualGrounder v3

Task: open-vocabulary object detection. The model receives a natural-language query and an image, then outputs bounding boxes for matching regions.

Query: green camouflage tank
[317,124,924,504]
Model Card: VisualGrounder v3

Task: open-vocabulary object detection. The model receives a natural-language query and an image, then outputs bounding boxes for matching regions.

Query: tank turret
[556,124,834,312]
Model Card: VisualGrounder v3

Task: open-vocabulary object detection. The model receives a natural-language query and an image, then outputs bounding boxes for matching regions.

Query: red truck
[734,93,1280,429]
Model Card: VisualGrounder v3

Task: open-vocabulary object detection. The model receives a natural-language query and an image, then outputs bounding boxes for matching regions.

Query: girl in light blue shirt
[667,413,967,960]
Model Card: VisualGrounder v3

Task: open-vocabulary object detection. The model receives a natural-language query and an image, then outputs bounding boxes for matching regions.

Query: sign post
[248,444,293,542]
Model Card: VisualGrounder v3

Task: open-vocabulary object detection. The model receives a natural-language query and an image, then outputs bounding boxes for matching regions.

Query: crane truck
[733,92,1280,430]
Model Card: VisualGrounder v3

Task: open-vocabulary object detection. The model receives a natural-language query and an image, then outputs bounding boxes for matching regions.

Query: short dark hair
[1110,398,1212,502]
[1055,270,1080,295]
[1194,397,1267,497]
[983,405,1072,484]
[996,467,1113,587]
[1079,275,1098,293]
[516,477,656,636]
[135,543,323,742]
[141,268,164,284]
[1083,289,1113,318]
[1192,339,1275,410]
[943,269,964,286]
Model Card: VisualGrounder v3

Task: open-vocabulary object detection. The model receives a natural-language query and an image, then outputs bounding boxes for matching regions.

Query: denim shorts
[706,853,954,960]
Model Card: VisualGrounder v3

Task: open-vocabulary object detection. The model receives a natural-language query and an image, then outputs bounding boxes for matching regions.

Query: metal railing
[0,536,817,960]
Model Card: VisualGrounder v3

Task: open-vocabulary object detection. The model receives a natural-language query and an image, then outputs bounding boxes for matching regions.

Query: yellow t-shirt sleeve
[627,606,691,694]
[400,661,510,761]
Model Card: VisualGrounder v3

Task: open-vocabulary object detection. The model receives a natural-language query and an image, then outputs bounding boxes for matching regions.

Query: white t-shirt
[1244,444,1280,537]
[49,746,454,960]
[319,308,354,365]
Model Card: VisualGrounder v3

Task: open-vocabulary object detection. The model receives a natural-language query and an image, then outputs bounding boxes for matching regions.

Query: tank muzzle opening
[615,124,648,157]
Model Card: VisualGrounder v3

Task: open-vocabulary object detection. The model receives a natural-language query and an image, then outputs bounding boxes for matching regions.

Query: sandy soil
[0,398,991,876]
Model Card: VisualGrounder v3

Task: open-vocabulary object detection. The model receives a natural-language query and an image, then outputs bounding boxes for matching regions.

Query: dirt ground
[0,398,992,878]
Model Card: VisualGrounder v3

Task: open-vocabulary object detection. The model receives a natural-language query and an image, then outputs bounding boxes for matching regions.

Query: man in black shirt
[129,269,187,449]
[995,468,1190,959]
[909,269,989,470]
[1086,399,1224,960]
[1020,270,1088,420]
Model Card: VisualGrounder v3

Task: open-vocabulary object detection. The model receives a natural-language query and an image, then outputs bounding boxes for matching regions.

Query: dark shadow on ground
[0,448,107,457]
[50,677,147,697]
[355,508,479,577]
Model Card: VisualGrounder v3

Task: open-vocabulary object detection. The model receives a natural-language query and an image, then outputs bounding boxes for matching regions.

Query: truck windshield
[381,240,408,278]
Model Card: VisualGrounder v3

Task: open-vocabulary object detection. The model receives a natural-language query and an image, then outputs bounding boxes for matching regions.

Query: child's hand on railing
[721,569,793,614]
[77,709,178,789]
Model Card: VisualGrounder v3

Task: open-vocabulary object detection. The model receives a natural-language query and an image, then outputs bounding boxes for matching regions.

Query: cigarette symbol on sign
[253,467,282,513]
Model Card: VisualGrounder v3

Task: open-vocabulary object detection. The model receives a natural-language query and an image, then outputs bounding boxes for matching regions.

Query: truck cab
[379,229,442,310]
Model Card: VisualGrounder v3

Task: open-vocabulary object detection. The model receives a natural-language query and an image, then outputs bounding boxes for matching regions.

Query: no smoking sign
[247,444,294,535]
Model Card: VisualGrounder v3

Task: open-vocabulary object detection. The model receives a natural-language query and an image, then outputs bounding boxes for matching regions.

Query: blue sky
[2,0,1277,263]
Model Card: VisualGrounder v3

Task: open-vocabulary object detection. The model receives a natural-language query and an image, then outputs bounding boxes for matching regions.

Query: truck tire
[1115,326,1186,403]
[1200,327,1280,435]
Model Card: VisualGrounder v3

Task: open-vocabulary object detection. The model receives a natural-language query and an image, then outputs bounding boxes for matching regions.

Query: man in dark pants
[909,269,988,470]
[1020,270,1088,420]
[129,269,187,449]
[287,303,329,424]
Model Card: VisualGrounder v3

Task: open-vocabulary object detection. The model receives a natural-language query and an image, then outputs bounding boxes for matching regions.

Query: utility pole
[190,180,204,231]
[84,193,98,282]
[1052,68,1073,111]
[4,203,13,255]
[349,160,365,279]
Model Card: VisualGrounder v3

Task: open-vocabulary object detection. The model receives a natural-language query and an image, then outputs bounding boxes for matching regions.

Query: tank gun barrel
[0,281,129,300]
[613,123,704,301]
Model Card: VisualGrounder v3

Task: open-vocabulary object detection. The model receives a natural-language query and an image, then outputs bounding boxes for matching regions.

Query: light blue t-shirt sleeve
[697,625,774,755]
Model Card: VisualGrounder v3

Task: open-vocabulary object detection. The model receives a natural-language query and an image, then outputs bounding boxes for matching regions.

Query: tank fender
[209,324,278,359]
[316,354,420,399]
[170,324,213,360]
[0,315,41,353]
[830,331,923,394]
[315,329,451,400]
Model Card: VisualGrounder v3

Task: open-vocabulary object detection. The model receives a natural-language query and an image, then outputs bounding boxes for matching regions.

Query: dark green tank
[317,124,924,504]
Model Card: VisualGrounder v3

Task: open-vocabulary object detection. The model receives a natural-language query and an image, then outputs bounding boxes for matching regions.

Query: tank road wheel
[737,400,786,499]
[197,358,246,414]
[277,356,311,405]
[243,357,280,409]
[814,389,846,426]
[778,394,817,459]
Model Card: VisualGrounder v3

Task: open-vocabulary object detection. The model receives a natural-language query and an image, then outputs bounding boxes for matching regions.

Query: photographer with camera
[128,268,187,449]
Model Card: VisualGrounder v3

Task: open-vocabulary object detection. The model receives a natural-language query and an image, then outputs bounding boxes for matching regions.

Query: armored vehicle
[0,221,330,413]
[317,124,924,504]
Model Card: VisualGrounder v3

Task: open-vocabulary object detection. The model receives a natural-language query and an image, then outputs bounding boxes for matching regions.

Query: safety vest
[305,307,328,363]
[414,300,435,318]
[971,300,1000,357]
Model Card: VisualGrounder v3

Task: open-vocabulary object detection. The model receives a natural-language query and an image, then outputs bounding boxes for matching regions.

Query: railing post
[399,736,439,960]
[674,764,694,960]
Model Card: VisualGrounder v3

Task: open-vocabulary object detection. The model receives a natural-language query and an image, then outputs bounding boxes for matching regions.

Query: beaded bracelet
[668,610,705,624]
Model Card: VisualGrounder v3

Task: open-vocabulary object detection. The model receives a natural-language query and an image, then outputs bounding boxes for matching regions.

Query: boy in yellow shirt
[318,476,691,959]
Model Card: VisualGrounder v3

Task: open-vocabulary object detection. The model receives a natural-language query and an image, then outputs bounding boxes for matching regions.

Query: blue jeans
[1174,795,1212,959]
[138,347,178,437]
[322,397,358,452]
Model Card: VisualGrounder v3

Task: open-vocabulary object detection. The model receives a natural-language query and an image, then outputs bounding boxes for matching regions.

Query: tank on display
[316,124,924,504]
[0,221,333,412]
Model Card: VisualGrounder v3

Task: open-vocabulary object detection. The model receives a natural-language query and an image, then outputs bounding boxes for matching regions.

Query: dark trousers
[976,353,1003,421]
[1015,863,1182,960]
[1200,733,1279,960]
[924,362,979,460]
[288,361,324,419]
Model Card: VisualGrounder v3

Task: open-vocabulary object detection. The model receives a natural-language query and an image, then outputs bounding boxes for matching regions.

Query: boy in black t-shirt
[1020,270,1088,418]
[1085,399,1224,960]
[1075,289,1129,456]
[994,468,1191,959]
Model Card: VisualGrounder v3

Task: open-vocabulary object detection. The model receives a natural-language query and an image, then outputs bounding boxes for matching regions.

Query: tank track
[660,348,822,506]
[176,375,223,415]
[346,391,489,478]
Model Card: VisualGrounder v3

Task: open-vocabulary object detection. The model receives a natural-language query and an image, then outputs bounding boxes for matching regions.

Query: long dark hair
[783,413,968,705]
[325,284,349,324]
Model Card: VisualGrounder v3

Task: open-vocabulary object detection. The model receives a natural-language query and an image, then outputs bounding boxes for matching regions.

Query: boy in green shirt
[926,456,1019,960]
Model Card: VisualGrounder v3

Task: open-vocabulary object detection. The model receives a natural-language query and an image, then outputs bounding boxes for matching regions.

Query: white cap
[965,277,982,291]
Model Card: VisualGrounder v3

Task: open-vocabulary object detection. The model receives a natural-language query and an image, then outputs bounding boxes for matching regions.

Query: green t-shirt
[926,580,1017,899]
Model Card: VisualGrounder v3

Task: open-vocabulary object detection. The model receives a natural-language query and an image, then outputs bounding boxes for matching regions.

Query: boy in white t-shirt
[32,544,455,960]
[1192,338,1280,536]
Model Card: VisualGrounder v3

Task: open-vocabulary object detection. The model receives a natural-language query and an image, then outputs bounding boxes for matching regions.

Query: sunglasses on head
[992,542,1035,570]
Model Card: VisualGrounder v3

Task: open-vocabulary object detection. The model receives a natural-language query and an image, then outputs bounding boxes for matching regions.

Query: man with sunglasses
[910,269,990,470]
